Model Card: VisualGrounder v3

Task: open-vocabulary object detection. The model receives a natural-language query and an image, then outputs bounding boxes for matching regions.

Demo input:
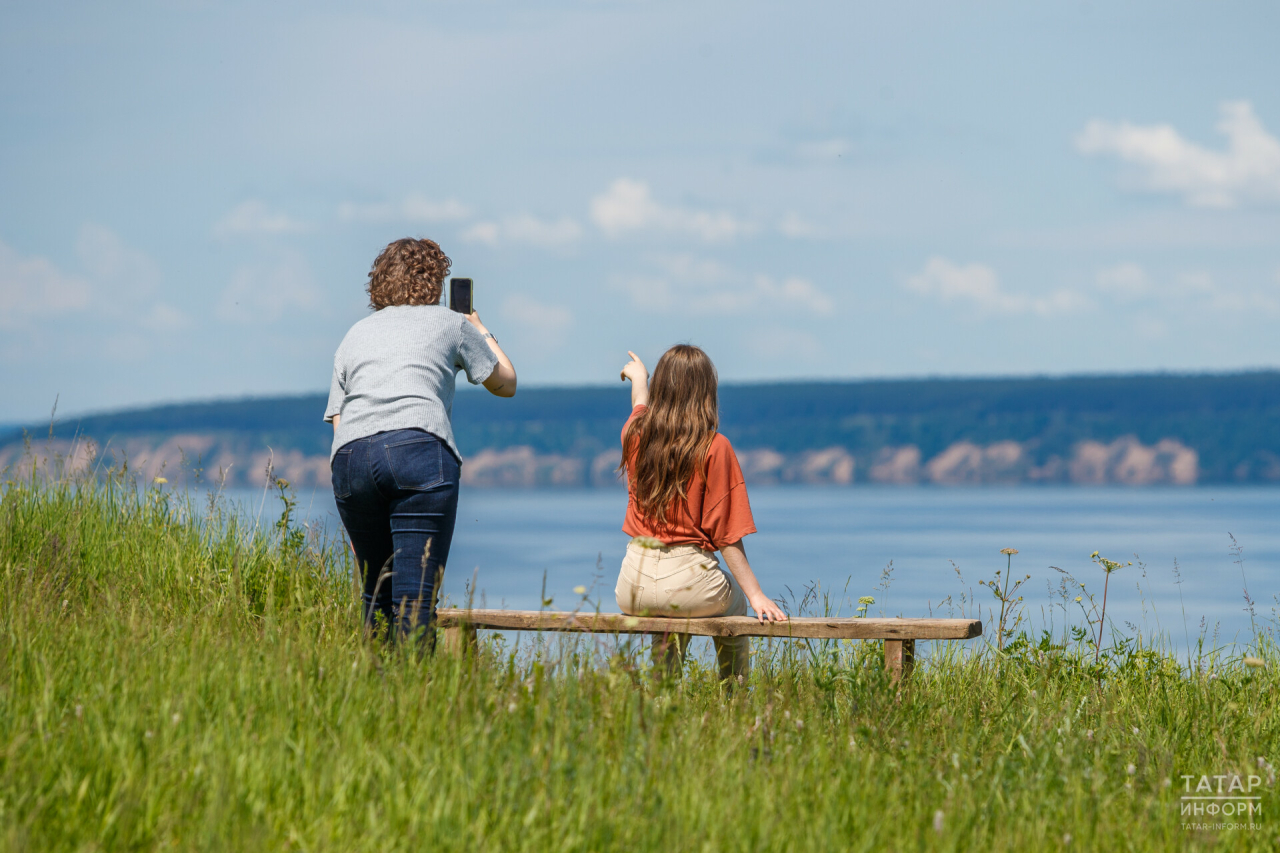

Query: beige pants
[615,541,750,680]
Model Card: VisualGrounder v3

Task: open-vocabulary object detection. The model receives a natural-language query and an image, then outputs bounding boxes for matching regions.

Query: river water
[230,485,1280,656]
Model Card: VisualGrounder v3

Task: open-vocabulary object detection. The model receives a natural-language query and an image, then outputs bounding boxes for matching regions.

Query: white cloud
[460,221,500,246]
[1095,263,1150,301]
[615,254,832,316]
[1,227,191,347]
[499,294,573,352]
[74,224,164,303]
[1092,264,1280,316]
[337,193,471,224]
[0,239,92,328]
[217,252,322,324]
[590,178,748,242]
[138,303,191,333]
[778,211,826,239]
[1076,101,1280,208]
[905,257,1090,316]
[214,200,307,238]
[461,214,582,248]
[796,138,849,160]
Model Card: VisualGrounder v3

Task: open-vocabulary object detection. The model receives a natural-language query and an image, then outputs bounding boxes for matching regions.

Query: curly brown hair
[367,238,452,310]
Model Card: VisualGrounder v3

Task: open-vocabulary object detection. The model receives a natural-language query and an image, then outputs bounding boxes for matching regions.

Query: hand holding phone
[449,278,474,314]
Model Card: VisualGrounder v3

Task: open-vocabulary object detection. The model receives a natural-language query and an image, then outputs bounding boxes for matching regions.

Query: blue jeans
[331,429,460,641]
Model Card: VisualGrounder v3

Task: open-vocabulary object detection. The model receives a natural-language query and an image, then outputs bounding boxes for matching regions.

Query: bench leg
[884,639,915,682]
[442,625,476,656]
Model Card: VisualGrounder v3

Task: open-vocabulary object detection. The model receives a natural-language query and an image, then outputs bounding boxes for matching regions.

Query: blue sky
[2,0,1279,420]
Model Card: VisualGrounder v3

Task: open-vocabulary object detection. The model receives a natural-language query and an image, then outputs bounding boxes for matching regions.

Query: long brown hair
[621,345,719,527]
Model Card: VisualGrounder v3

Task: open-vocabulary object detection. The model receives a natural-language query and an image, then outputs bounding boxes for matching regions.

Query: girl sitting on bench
[616,344,787,681]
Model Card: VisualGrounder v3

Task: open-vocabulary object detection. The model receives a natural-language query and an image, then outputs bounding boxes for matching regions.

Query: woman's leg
[332,439,396,632]
[377,432,461,644]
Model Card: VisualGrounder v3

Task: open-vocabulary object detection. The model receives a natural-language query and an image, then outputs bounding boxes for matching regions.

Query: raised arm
[620,351,649,408]
[719,539,787,622]
[466,312,517,398]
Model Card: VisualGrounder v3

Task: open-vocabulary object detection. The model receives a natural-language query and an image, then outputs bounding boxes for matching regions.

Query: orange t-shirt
[620,404,757,552]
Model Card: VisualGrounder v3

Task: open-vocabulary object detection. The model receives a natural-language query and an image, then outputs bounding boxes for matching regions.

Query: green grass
[1,472,1278,851]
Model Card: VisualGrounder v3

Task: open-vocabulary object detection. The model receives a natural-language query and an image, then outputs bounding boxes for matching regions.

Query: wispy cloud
[905,257,1090,316]
[498,294,573,351]
[590,179,748,242]
[214,200,307,237]
[616,253,832,315]
[777,211,826,239]
[460,214,582,248]
[1092,263,1280,316]
[795,138,850,160]
[1076,101,1280,208]
[1,227,189,342]
[0,240,92,328]
[337,193,471,224]
[217,252,323,324]
[1095,262,1151,301]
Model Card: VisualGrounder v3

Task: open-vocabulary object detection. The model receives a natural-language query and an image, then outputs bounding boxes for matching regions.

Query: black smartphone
[449,278,474,314]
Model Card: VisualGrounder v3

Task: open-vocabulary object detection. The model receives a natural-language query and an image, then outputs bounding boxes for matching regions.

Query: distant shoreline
[4,371,1279,486]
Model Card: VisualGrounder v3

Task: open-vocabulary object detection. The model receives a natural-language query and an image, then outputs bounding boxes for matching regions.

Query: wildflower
[1074,596,1082,603]
[933,810,944,835]
[75,704,83,719]
[1063,833,1072,846]
[153,476,168,484]
[1085,729,1094,741]
[1244,656,1265,668]
[1000,548,1018,555]
[507,702,517,713]
[573,585,587,595]
[1163,778,1172,788]
[145,730,154,739]
[1126,764,1136,775]
[1132,727,1139,735]
[171,713,181,725]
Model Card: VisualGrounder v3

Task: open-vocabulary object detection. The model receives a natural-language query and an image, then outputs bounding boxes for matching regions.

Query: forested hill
[4,372,1280,486]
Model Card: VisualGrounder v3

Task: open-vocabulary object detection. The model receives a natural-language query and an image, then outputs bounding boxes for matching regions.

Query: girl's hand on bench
[749,594,788,622]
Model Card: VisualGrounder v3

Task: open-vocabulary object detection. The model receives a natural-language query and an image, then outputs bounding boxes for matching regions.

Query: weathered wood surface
[435,609,980,640]
[884,639,916,682]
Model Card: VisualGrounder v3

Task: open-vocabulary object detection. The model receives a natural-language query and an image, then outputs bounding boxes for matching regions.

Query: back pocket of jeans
[385,436,444,491]
[331,448,353,499]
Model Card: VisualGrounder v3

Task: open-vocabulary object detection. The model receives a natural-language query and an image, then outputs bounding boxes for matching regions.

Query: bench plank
[435,609,980,641]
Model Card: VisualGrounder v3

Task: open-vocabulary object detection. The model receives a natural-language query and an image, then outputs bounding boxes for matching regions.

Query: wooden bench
[435,609,982,681]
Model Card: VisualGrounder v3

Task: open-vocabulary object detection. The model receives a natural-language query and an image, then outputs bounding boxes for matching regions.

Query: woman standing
[616,345,786,681]
[324,238,516,642]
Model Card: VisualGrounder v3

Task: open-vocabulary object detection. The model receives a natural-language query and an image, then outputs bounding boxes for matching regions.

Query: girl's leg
[651,632,691,679]
[713,575,750,681]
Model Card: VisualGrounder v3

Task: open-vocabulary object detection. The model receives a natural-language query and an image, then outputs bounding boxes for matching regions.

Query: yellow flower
[1244,657,1265,668]
[573,585,587,595]
[1000,548,1018,555]
[153,476,167,484]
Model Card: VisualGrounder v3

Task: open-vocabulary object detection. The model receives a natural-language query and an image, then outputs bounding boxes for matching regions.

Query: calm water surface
[235,485,1280,653]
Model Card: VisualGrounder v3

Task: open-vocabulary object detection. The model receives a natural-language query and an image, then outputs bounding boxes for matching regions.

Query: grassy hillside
[1,474,1277,850]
